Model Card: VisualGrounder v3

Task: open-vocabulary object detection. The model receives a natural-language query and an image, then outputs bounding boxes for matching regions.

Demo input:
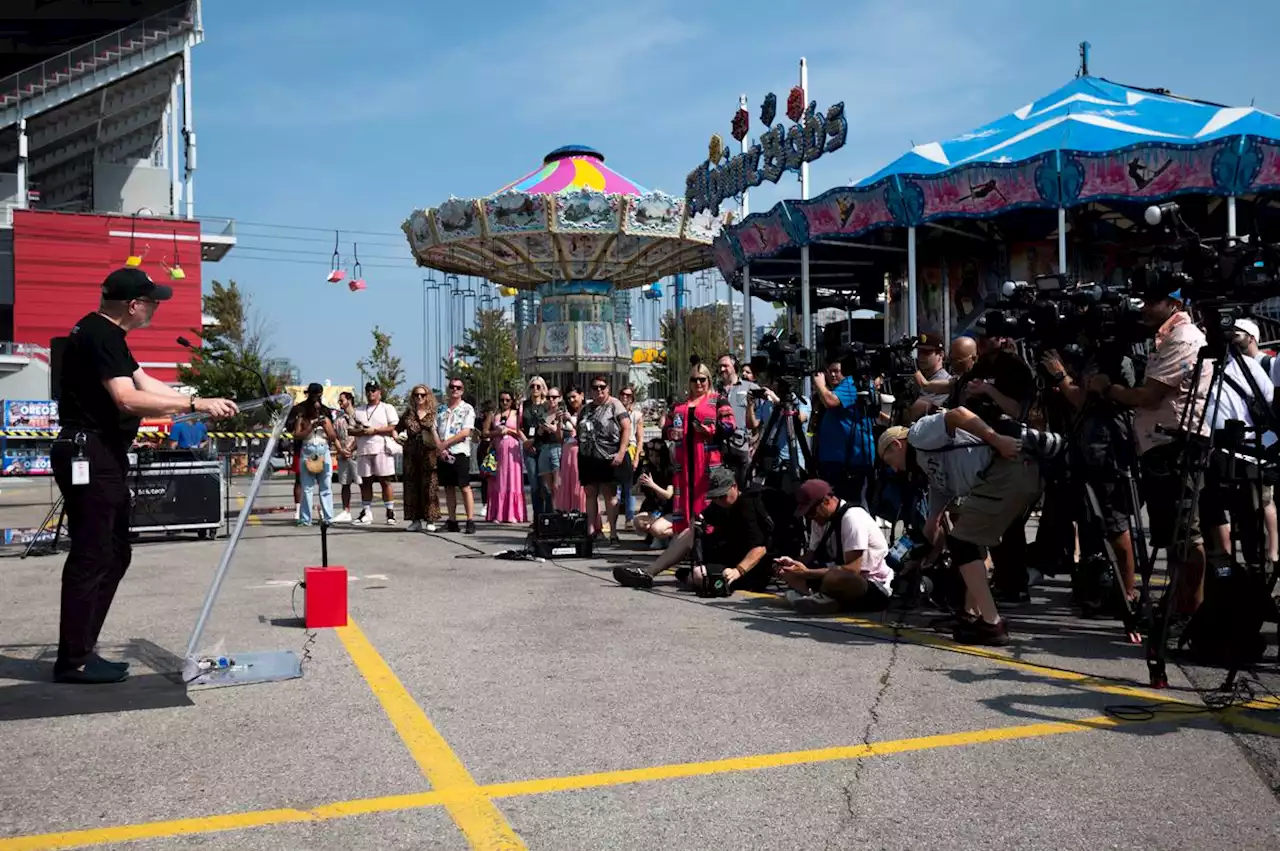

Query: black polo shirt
[58,312,140,452]
[948,348,1036,414]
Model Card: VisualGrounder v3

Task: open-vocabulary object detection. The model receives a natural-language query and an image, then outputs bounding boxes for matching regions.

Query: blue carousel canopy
[858,76,1280,185]
[710,75,1280,282]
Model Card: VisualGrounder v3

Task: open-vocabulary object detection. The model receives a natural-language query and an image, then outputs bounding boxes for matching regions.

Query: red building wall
[11,210,203,383]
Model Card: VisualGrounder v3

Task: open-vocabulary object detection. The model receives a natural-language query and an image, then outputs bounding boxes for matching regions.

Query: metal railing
[0,1,196,108]
[0,342,51,362]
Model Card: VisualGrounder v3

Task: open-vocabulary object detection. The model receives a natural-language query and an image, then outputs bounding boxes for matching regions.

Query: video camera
[833,336,919,379]
[1143,201,1280,304]
[979,275,1147,351]
[751,332,813,379]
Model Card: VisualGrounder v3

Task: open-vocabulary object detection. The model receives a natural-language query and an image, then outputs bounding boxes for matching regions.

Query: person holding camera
[612,467,772,593]
[878,406,1039,646]
[1037,345,1140,611]
[1088,277,1211,618]
[776,479,894,615]
[751,374,811,476]
[812,353,877,507]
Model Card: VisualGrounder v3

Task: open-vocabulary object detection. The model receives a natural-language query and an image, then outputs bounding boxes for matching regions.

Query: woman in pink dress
[664,363,735,533]
[554,386,587,512]
[485,390,527,524]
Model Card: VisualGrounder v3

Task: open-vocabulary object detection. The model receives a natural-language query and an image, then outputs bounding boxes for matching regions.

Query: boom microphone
[176,335,277,409]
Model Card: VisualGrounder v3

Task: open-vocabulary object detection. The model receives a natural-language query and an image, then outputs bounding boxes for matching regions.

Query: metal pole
[185,404,289,659]
[421,279,428,381]
[907,226,918,337]
[799,58,812,396]
[1228,195,1238,238]
[182,41,195,219]
[15,117,27,210]
[941,256,951,342]
[1057,207,1067,275]
[169,74,181,215]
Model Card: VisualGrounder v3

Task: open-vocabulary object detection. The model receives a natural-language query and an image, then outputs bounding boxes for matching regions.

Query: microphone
[176,335,277,411]
[1144,202,1179,226]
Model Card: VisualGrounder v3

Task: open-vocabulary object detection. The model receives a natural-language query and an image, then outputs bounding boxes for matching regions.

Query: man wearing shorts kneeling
[776,479,895,615]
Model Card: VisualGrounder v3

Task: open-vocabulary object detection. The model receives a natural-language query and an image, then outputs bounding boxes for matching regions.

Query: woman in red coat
[663,362,736,533]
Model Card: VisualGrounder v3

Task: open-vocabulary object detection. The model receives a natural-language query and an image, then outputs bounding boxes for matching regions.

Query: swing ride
[402,144,725,384]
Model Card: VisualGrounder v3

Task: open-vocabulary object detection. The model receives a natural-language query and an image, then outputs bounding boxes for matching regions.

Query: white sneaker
[333,510,352,523]
[354,511,372,526]
[407,521,422,533]
[425,523,438,533]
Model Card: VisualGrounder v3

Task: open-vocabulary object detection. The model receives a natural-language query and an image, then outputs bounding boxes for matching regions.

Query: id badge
[71,460,90,486]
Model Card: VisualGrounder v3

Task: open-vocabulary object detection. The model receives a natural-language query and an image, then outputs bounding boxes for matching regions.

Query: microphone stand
[176,338,300,688]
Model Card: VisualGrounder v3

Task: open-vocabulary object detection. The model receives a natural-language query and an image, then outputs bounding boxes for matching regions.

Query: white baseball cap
[1234,318,1261,340]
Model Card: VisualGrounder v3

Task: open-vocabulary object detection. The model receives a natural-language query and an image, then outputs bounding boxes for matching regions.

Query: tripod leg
[22,495,64,559]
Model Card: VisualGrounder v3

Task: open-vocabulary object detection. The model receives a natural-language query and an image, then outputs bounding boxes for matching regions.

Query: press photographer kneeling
[612,467,773,593]
[775,479,895,615]
[878,406,1044,646]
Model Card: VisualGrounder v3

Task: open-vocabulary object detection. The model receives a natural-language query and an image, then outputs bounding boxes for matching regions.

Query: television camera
[979,275,1148,352]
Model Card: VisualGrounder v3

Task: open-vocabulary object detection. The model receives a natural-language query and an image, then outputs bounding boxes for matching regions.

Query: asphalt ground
[0,477,1278,850]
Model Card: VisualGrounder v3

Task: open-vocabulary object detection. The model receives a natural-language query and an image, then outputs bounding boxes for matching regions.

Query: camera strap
[813,502,853,566]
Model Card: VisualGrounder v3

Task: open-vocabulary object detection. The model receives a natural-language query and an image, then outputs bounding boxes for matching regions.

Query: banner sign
[686,91,848,216]
[3,400,58,430]
[2,451,52,476]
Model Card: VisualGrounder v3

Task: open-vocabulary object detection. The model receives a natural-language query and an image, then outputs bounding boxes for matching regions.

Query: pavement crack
[823,622,901,851]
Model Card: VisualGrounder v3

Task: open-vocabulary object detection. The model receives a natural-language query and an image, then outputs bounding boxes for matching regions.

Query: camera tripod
[744,383,815,491]
[1147,308,1280,690]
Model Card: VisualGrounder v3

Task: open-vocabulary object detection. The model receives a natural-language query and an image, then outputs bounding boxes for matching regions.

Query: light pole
[422,274,442,390]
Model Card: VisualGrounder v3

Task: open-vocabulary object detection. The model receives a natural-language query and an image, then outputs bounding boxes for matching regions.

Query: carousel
[403,144,721,388]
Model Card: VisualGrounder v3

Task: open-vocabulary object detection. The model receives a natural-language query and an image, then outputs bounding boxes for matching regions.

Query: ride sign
[3,399,59,430]
[686,95,848,216]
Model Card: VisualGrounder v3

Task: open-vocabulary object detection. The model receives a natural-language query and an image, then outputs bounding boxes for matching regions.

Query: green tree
[659,303,733,400]
[443,308,521,403]
[356,326,406,409]
[178,280,284,429]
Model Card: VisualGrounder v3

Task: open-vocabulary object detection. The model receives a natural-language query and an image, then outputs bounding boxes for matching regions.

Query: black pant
[50,435,132,674]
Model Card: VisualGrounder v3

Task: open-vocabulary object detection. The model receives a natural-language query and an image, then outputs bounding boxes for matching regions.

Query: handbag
[480,447,498,474]
[304,451,327,475]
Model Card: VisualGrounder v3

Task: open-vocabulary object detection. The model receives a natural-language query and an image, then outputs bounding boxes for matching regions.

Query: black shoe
[953,617,1011,647]
[613,565,654,589]
[91,653,130,672]
[464,519,476,535]
[446,519,460,533]
[54,656,129,684]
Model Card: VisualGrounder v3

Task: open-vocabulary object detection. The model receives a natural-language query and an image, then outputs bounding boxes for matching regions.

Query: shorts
[1086,479,1132,537]
[357,453,395,479]
[438,455,470,488]
[1139,440,1203,550]
[537,443,562,475]
[950,456,1042,548]
[337,456,361,486]
[578,453,632,488]
[291,449,302,481]
[802,574,893,611]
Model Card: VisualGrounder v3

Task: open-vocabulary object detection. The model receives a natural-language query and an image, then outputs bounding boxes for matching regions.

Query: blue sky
[195,0,1280,390]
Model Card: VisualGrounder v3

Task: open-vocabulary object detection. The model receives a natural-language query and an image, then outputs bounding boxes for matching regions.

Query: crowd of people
[280,276,1279,655]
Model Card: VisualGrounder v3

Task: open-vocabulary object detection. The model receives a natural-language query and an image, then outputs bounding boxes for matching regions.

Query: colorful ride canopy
[403,145,721,291]
[711,75,1280,280]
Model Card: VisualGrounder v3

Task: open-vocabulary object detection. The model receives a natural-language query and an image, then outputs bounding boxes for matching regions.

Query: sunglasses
[592,384,607,391]
[448,384,464,390]
[548,394,561,399]
[690,377,709,383]
[413,392,428,397]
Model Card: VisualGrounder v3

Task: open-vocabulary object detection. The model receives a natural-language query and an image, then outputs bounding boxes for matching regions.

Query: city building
[0,0,234,396]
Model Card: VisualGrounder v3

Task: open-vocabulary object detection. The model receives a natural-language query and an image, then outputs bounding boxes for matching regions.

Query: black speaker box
[532,510,589,540]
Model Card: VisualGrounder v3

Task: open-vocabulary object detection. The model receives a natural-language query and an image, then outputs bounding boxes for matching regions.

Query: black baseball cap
[102,268,173,302]
[706,466,737,499]
[306,382,324,396]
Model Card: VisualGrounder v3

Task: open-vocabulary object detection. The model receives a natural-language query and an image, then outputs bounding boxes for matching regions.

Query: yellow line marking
[0,713,1175,851]
[235,496,262,526]
[334,620,526,850]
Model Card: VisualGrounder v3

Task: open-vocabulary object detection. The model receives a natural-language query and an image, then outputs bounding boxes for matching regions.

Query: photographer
[1088,277,1211,618]
[716,354,758,480]
[776,479,895,615]
[812,353,877,507]
[750,372,811,476]
[878,406,1041,646]
[916,336,978,406]
[1199,323,1274,566]
[612,467,774,593]
[904,334,951,421]
[1039,344,1140,611]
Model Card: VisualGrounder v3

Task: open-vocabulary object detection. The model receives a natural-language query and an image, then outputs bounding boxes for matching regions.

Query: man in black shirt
[51,268,237,684]
[613,466,774,592]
